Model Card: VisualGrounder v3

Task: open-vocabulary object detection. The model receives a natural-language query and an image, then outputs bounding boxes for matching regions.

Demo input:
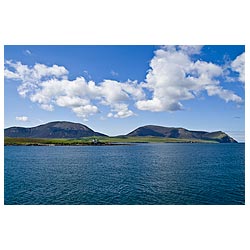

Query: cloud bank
[5,61,144,119]
[4,46,244,120]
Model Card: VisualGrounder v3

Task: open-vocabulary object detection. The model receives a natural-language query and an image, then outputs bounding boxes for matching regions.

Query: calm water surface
[4,143,245,205]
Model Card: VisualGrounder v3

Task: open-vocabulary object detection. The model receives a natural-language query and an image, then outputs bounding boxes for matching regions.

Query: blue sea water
[4,143,245,205]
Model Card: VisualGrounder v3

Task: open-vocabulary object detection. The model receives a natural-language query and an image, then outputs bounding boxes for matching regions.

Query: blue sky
[4,45,245,141]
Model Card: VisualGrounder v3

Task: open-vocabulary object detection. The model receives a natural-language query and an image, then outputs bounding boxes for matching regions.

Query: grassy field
[4,136,218,145]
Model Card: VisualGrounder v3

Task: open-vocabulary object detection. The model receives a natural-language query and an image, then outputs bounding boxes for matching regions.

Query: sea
[4,143,245,205]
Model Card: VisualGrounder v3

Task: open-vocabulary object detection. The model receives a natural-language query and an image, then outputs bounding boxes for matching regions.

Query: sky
[4,45,245,141]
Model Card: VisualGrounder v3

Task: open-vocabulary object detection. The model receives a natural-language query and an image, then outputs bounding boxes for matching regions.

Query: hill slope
[4,122,237,143]
[127,125,237,143]
[4,121,107,138]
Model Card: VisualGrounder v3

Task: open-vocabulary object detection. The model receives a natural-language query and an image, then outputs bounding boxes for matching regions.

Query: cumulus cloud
[231,52,245,83]
[72,105,99,118]
[4,69,20,79]
[97,79,143,118]
[16,116,29,122]
[136,46,242,112]
[4,60,68,84]
[40,104,54,111]
[107,103,135,118]
[56,96,90,107]
[205,85,242,102]
[4,61,142,119]
[5,47,244,120]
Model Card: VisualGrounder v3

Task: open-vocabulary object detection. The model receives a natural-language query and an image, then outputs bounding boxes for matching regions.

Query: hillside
[4,121,107,138]
[4,122,237,143]
[127,125,237,143]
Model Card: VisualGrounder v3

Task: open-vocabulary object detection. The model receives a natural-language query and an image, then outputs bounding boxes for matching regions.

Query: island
[4,121,237,146]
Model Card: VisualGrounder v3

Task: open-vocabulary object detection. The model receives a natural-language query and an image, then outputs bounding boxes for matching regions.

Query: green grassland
[4,136,218,146]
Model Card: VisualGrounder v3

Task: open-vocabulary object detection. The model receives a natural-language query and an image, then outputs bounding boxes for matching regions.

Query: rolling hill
[4,121,107,138]
[4,122,237,143]
[126,125,237,143]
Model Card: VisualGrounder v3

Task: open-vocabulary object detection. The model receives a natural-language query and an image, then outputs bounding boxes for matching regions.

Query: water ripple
[4,143,245,205]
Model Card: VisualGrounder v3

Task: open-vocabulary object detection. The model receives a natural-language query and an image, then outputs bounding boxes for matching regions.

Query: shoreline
[5,137,238,145]
[4,142,133,146]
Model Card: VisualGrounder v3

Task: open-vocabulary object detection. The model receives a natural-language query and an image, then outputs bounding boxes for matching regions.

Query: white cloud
[4,61,68,83]
[205,85,243,102]
[33,63,68,79]
[72,105,99,118]
[16,116,29,122]
[4,69,20,79]
[110,103,135,118]
[136,98,183,112]
[231,52,245,83]
[100,80,129,103]
[56,96,90,107]
[24,77,100,118]
[5,62,142,119]
[98,80,141,118]
[107,112,113,118]
[5,47,244,120]
[136,46,242,112]
[119,80,145,101]
[40,104,54,111]
[100,79,144,104]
